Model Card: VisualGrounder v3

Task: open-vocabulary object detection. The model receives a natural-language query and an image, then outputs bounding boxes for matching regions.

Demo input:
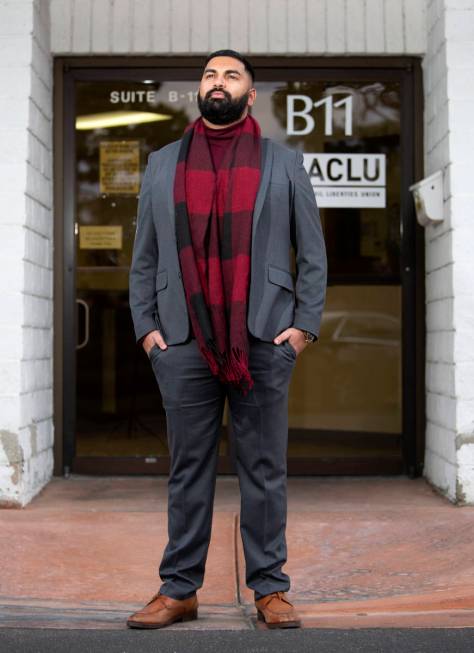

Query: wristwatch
[303,330,316,344]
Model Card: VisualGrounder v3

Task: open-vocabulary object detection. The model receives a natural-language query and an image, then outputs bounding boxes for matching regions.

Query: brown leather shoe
[255,591,301,628]
[126,591,198,629]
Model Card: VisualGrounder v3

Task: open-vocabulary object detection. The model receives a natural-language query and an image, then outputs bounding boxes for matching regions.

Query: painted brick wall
[0,0,53,507]
[423,0,474,503]
[49,0,427,55]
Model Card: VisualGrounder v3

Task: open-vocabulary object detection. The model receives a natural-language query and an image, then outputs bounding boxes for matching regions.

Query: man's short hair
[203,49,255,84]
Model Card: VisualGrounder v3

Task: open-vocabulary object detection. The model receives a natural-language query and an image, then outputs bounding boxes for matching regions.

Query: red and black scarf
[173,114,262,395]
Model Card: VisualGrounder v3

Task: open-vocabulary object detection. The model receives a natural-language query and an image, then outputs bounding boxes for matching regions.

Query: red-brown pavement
[1,476,474,630]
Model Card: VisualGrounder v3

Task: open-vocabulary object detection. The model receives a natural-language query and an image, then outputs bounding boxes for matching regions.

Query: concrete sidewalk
[1,476,474,630]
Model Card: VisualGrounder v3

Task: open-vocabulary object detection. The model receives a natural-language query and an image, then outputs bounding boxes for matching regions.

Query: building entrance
[55,58,424,476]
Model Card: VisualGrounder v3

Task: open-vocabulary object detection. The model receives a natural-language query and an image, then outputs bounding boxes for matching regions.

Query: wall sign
[303,153,386,208]
[287,94,353,136]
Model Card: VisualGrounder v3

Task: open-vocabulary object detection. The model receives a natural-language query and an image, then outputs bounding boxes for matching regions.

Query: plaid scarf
[173,114,262,395]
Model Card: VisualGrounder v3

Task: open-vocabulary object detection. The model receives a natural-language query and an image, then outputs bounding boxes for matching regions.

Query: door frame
[53,55,425,477]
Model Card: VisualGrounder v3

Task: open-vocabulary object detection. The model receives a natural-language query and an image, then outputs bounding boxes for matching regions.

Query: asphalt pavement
[1,628,474,653]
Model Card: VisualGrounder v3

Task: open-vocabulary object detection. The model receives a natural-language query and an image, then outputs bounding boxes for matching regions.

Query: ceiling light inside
[76,111,172,130]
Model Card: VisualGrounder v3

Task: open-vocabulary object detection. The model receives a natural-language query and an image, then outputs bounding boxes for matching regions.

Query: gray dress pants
[147,331,297,601]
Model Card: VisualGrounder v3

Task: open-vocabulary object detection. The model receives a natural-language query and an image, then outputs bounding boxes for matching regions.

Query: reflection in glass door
[64,66,417,474]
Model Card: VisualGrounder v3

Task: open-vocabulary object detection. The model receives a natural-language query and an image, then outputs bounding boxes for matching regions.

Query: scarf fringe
[201,344,254,396]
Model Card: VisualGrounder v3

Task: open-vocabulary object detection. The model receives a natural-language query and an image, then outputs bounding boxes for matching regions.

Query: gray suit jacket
[129,137,327,345]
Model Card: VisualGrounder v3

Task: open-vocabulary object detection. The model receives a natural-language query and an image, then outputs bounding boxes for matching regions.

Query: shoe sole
[257,609,301,629]
[127,609,198,629]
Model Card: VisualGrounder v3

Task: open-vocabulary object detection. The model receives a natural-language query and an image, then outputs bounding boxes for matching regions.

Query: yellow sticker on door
[79,225,123,250]
[99,140,140,195]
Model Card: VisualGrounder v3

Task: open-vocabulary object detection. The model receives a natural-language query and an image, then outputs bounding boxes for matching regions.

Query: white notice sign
[303,153,386,208]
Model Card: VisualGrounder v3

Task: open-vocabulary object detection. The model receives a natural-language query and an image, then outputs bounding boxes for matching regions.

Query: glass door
[72,78,230,469]
[252,79,403,470]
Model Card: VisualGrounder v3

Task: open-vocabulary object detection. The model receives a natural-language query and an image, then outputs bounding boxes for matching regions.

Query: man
[128,49,327,629]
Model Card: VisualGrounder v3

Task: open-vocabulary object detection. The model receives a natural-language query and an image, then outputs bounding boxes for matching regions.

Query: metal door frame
[53,55,425,477]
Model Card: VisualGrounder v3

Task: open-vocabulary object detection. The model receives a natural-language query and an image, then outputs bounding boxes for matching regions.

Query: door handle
[76,299,90,350]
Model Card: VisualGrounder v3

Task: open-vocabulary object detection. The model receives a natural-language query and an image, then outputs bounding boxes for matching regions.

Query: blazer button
[178,272,182,279]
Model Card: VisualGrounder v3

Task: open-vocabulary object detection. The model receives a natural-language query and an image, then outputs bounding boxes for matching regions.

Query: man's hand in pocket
[142,330,168,355]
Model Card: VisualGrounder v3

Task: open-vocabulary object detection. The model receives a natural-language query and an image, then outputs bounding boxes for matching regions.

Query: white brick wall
[49,0,427,55]
[423,0,474,503]
[0,0,53,507]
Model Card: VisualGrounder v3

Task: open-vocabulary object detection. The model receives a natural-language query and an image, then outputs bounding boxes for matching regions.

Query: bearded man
[128,49,327,629]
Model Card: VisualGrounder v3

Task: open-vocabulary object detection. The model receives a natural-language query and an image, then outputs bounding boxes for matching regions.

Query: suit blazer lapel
[165,135,273,245]
[251,137,272,244]
[165,142,180,233]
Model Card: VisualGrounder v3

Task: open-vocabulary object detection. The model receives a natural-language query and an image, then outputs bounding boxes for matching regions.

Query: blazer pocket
[268,264,294,292]
[156,270,168,292]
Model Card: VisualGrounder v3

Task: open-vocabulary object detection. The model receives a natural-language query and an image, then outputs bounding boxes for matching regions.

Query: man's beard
[197,88,249,125]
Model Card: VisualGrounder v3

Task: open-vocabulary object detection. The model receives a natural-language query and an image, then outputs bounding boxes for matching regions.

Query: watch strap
[303,330,316,343]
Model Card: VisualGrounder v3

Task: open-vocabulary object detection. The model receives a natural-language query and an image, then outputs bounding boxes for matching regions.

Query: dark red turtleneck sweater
[203,120,243,170]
